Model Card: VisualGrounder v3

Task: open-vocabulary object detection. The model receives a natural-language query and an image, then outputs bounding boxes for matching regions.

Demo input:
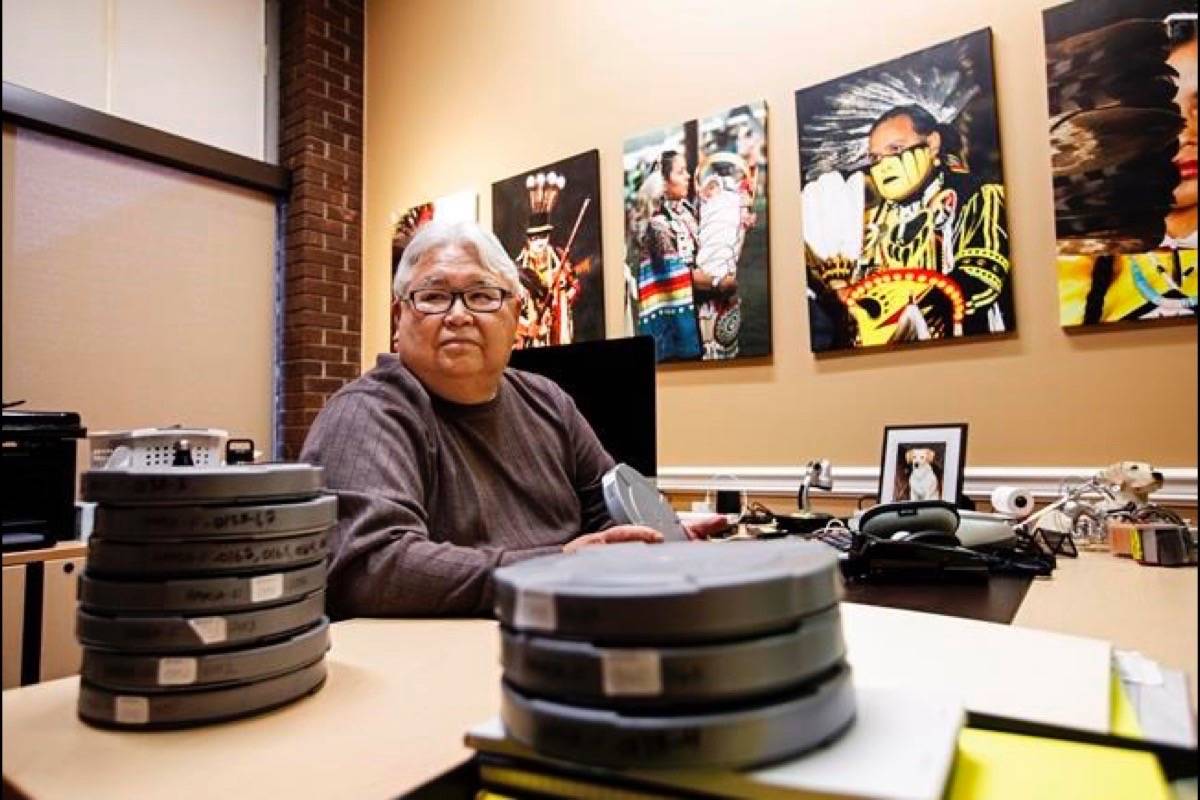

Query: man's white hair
[392,219,521,298]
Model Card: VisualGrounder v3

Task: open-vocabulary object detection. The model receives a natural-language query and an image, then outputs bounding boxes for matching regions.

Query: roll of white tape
[990,486,1034,518]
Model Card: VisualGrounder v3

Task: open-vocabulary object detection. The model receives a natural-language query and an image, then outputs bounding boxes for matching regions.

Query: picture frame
[623,100,772,363]
[1042,0,1197,328]
[796,29,1015,352]
[492,149,605,348]
[878,423,969,505]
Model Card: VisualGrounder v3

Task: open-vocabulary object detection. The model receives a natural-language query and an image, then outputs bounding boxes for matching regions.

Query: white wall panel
[2,0,266,159]
[110,0,265,159]
[1,0,108,110]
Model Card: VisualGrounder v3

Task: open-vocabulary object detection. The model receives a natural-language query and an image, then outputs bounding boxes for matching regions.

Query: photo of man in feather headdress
[492,150,605,348]
[796,29,1014,352]
[1045,0,1197,327]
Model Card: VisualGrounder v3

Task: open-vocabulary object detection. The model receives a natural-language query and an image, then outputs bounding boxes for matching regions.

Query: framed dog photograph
[878,423,969,505]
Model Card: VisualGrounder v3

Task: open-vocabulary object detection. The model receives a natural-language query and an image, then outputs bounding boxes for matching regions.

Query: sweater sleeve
[300,389,560,619]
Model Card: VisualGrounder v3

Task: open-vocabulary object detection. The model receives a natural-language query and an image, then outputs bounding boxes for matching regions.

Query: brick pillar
[278,0,364,459]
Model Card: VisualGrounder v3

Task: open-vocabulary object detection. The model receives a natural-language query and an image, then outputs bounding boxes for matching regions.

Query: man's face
[868,114,940,202]
[528,234,550,256]
[395,244,519,393]
[1169,37,1197,211]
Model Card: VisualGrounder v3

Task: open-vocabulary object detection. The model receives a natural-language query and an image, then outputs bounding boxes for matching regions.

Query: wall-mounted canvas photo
[623,101,771,363]
[388,190,477,349]
[492,150,604,348]
[878,423,969,505]
[796,29,1014,353]
[1044,0,1197,327]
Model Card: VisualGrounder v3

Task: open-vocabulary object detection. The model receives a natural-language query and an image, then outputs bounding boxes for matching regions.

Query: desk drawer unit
[2,553,84,688]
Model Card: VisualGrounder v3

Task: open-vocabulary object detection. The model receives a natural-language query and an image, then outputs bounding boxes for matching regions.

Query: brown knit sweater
[299,354,616,618]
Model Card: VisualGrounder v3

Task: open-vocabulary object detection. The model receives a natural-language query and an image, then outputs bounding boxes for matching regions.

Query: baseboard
[656,466,1198,504]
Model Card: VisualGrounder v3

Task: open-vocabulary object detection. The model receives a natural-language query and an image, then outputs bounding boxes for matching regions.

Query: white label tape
[250,573,284,603]
[187,616,228,645]
[1115,650,1165,687]
[114,696,150,725]
[601,649,663,696]
[157,657,198,686]
[513,588,556,631]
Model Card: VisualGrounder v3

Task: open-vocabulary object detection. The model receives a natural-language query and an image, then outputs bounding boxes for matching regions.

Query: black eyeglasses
[405,286,513,314]
[1165,12,1196,41]
[866,139,929,168]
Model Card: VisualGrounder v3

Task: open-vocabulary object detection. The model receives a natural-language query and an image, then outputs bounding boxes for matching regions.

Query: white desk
[2,606,1120,799]
[1015,553,1198,710]
[2,554,1195,798]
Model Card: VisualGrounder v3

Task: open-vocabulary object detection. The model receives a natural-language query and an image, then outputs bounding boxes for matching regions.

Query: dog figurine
[1099,461,1164,510]
[906,448,941,501]
[1027,461,1165,537]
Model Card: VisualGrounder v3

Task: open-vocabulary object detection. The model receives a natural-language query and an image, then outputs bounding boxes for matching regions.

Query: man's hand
[683,514,732,540]
[564,525,663,554]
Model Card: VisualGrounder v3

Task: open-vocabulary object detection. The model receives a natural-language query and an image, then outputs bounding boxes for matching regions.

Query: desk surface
[1015,553,1198,709]
[0,608,1114,799]
[844,572,1030,624]
[2,553,1195,799]
[2,619,501,799]
[2,541,87,567]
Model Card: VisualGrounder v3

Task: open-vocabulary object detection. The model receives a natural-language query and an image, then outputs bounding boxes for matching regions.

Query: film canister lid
[82,464,323,505]
[495,539,842,644]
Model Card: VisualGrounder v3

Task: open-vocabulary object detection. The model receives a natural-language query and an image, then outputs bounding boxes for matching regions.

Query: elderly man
[301,220,720,618]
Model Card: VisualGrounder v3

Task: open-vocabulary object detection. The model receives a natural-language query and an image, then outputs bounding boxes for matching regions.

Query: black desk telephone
[841,501,1053,582]
[840,501,988,582]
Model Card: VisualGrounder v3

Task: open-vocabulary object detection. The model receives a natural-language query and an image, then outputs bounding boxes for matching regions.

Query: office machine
[2,409,87,548]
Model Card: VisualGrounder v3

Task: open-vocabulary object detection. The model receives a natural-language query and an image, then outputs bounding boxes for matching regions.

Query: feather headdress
[1046,16,1185,254]
[802,171,865,286]
[799,35,984,178]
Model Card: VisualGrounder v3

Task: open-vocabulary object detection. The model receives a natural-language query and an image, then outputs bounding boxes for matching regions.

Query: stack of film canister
[493,539,856,769]
[76,463,334,729]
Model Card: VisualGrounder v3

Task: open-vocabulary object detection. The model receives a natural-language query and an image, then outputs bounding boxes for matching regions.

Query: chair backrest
[508,335,657,478]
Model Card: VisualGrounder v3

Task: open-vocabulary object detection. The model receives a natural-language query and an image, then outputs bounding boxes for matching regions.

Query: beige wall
[363,0,1198,470]
[1,0,268,160]
[2,124,276,470]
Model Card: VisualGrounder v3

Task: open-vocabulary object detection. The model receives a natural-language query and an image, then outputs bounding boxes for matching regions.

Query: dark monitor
[507,335,657,478]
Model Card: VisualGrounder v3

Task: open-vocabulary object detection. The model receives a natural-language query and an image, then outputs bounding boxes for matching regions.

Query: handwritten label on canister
[187,617,228,645]
[157,657,198,686]
[250,573,284,603]
[114,696,150,724]
[513,588,556,631]
[601,649,663,696]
